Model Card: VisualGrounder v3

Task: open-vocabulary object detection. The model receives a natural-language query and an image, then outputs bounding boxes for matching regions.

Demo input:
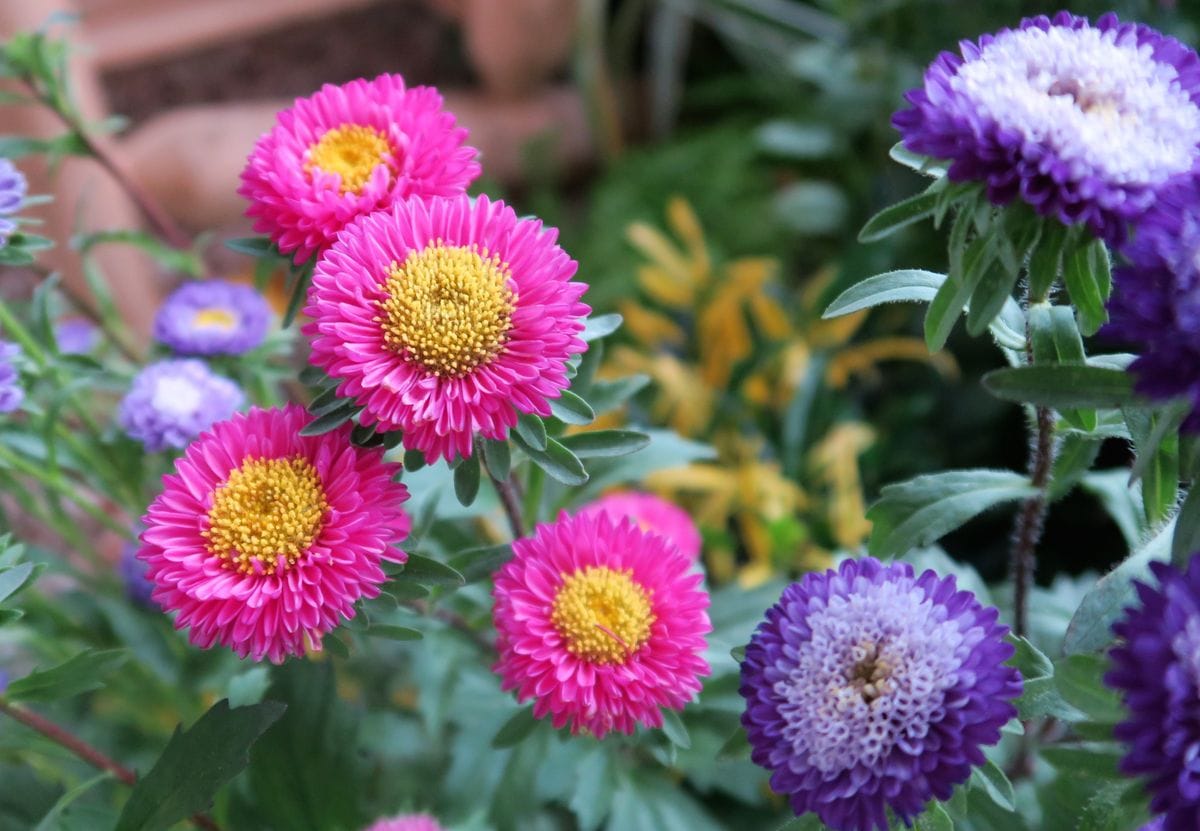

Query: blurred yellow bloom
[809,422,875,550]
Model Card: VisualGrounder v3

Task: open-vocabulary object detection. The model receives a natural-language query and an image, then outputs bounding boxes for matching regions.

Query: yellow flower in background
[609,196,961,584]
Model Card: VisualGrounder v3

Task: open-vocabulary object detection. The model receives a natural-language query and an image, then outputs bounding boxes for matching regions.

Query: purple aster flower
[0,158,26,247]
[1140,819,1165,831]
[153,280,272,356]
[0,340,23,413]
[739,557,1021,831]
[54,317,99,355]
[118,359,243,452]
[893,12,1200,245]
[119,537,155,608]
[1108,555,1200,830]
[1106,175,1200,430]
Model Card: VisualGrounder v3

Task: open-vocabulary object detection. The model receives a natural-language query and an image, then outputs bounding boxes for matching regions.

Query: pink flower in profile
[239,74,480,264]
[492,511,711,738]
[578,491,702,564]
[362,814,443,831]
[138,404,410,663]
[305,194,590,463]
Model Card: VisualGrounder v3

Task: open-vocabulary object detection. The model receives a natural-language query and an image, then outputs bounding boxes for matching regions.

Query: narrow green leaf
[224,236,274,257]
[914,802,953,831]
[0,562,36,605]
[559,429,650,459]
[449,543,513,584]
[582,314,622,341]
[1064,240,1110,336]
[115,700,286,831]
[33,772,112,831]
[491,707,538,749]
[1029,304,1095,430]
[965,260,1019,337]
[1173,487,1200,567]
[983,365,1134,410]
[524,438,588,486]
[6,649,127,703]
[587,375,650,415]
[1007,635,1053,680]
[821,269,945,319]
[481,438,511,481]
[660,709,691,750]
[549,390,595,425]
[453,453,481,507]
[1028,222,1068,301]
[281,271,312,329]
[970,759,1015,812]
[514,413,548,451]
[367,624,423,641]
[867,470,1036,558]
[398,553,465,587]
[925,233,996,351]
[1048,434,1102,501]
[858,189,939,243]
[888,142,947,178]
[1055,655,1123,723]
[716,727,751,760]
[403,448,426,472]
[1064,517,1173,654]
[298,400,359,436]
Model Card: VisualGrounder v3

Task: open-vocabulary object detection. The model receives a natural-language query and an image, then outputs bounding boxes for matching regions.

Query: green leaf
[281,269,313,329]
[914,802,954,831]
[582,314,622,341]
[6,649,127,703]
[888,143,947,178]
[514,413,548,451]
[523,437,588,486]
[867,470,1036,558]
[1029,304,1095,430]
[481,438,511,481]
[550,390,596,425]
[858,188,940,242]
[1040,744,1123,779]
[1064,517,1174,654]
[965,260,1019,337]
[970,759,1015,812]
[1018,676,1081,721]
[1055,654,1123,723]
[569,746,617,831]
[227,667,272,709]
[491,707,538,749]
[366,624,423,641]
[244,662,363,831]
[32,772,112,831]
[399,554,465,587]
[449,543,513,584]
[1064,239,1111,336]
[559,429,651,459]
[1173,487,1200,567]
[114,700,285,831]
[587,375,651,415]
[0,562,37,605]
[1007,635,1053,680]
[298,399,359,436]
[660,709,691,749]
[403,448,426,472]
[716,727,751,760]
[925,232,996,351]
[1047,435,1102,501]
[224,236,275,257]
[1027,221,1068,301]
[821,269,945,318]
[982,365,1134,409]
[453,453,481,507]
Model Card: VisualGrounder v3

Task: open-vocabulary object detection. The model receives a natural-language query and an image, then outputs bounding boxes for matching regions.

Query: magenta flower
[578,491,702,564]
[305,194,590,463]
[492,511,711,738]
[239,74,479,264]
[362,814,443,831]
[138,404,410,663]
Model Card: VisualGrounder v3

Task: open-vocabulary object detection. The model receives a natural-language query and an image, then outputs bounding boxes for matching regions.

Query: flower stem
[489,473,526,540]
[0,699,221,831]
[1011,404,1056,638]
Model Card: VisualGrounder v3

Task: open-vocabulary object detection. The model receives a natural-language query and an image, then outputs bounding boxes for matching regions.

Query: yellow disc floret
[193,307,238,331]
[377,243,516,378]
[551,566,655,664]
[305,124,395,195]
[203,455,328,576]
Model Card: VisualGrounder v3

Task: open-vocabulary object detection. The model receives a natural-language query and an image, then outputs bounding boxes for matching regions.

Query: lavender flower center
[778,579,967,773]
[951,25,1200,184]
[193,307,239,332]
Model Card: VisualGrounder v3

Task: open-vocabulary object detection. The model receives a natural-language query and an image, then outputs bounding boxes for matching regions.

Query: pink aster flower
[578,491,703,564]
[239,74,480,264]
[362,814,443,831]
[492,511,711,738]
[305,194,590,463]
[137,403,410,663]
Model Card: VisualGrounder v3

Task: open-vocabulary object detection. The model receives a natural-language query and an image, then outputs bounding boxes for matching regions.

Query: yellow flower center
[305,124,394,195]
[377,243,516,378]
[193,307,238,331]
[203,456,328,576]
[550,566,655,665]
